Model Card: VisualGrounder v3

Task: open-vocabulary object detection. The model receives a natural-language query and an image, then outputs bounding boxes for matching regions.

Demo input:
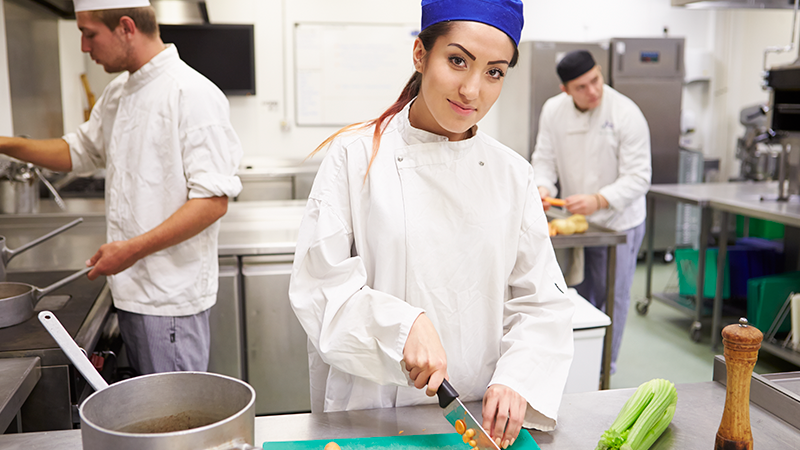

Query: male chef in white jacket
[0,0,242,374]
[532,50,651,374]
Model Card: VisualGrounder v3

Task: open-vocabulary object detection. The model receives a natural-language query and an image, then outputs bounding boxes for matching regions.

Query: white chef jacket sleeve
[289,141,425,387]
[597,106,651,212]
[489,169,574,431]
[531,99,560,198]
[63,90,109,176]
[180,86,243,199]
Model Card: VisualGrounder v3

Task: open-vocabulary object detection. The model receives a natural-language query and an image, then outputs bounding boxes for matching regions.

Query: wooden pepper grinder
[715,317,763,450]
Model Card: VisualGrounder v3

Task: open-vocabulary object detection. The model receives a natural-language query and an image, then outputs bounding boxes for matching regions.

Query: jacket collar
[396,100,478,148]
[124,44,179,93]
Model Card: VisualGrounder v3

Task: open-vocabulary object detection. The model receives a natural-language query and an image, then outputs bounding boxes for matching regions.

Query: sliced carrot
[455,419,466,435]
[544,197,566,207]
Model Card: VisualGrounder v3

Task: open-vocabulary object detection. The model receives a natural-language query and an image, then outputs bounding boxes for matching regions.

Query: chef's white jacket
[290,103,574,431]
[63,45,243,316]
[532,85,651,231]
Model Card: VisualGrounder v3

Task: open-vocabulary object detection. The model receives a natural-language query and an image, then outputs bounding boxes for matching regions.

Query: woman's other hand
[403,313,448,397]
[482,384,527,449]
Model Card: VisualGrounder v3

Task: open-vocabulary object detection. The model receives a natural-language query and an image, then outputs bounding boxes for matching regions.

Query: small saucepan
[0,266,92,328]
[0,217,84,281]
[39,311,259,450]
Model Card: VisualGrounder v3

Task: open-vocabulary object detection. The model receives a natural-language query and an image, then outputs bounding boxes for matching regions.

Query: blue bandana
[421,0,524,46]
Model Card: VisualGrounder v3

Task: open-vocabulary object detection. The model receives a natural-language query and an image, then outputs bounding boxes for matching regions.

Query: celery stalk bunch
[595,378,678,450]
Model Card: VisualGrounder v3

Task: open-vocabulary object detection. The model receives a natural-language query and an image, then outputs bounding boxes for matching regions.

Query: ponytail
[308,22,453,181]
[308,71,421,170]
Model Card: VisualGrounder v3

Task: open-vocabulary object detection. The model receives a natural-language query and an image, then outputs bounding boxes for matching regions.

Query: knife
[437,379,501,450]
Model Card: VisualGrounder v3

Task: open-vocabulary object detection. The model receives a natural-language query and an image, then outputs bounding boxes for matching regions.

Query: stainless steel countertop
[0,199,309,269]
[649,181,800,227]
[0,357,40,433]
[218,200,307,256]
[1,381,798,449]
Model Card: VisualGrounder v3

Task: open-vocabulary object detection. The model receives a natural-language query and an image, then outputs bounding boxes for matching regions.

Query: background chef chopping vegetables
[288,0,574,448]
[0,0,242,375]
[532,50,651,375]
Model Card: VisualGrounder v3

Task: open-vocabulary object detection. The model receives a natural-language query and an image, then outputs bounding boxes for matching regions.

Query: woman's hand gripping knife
[404,314,525,449]
[403,313,449,397]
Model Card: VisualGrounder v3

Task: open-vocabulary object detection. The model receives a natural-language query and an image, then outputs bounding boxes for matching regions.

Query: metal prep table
[1,378,799,449]
[0,357,40,433]
[548,209,627,390]
[641,181,800,360]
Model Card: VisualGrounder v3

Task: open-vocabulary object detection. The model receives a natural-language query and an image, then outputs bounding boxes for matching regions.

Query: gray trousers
[117,308,211,375]
[574,221,646,374]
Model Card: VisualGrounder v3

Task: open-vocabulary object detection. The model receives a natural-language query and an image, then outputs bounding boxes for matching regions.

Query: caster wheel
[690,322,702,342]
[663,251,674,263]
[636,301,649,316]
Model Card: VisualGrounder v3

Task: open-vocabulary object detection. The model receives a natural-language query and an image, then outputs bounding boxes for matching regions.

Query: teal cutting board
[263,431,540,450]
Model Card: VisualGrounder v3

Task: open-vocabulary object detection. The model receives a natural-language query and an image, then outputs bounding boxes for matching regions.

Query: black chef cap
[556,50,596,84]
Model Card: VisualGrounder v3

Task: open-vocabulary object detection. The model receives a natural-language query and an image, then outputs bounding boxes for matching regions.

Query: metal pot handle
[32,167,67,211]
[39,310,109,392]
[32,266,93,301]
[3,218,83,264]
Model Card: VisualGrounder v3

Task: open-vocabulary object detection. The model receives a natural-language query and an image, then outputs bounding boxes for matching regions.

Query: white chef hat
[73,0,151,12]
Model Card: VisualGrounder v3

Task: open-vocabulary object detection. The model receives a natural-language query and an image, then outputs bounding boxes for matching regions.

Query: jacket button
[397,157,403,162]
[479,161,485,166]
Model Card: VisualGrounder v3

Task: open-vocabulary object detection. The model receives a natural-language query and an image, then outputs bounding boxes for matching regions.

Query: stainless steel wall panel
[4,0,64,139]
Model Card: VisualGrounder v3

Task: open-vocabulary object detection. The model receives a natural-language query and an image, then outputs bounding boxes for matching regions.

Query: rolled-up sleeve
[183,123,243,199]
[490,172,574,431]
[180,85,243,199]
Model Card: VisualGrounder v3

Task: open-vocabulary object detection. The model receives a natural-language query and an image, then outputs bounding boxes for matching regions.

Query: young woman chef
[289,1,574,447]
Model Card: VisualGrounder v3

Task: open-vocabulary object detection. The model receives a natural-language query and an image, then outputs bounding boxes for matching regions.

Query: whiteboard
[294,23,419,127]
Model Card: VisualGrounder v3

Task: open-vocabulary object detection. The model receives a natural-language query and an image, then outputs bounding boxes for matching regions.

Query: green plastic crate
[736,215,785,239]
[746,272,800,334]
[676,248,730,299]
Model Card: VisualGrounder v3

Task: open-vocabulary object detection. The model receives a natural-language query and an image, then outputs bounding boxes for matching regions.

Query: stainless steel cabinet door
[243,256,311,415]
[208,257,243,379]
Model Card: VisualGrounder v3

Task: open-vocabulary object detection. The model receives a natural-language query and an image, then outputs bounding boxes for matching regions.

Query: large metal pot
[0,266,92,328]
[0,161,67,214]
[0,217,83,281]
[38,311,258,450]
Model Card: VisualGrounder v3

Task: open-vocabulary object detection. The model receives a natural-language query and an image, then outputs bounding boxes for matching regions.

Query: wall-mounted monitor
[159,24,256,96]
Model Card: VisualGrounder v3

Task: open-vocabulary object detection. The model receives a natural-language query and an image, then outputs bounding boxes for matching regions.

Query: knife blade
[437,379,501,450]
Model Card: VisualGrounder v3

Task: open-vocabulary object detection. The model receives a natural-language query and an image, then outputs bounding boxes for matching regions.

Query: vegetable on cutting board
[323,442,341,450]
[595,378,677,450]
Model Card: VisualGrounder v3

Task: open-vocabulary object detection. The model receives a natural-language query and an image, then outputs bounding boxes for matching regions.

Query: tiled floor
[610,259,799,390]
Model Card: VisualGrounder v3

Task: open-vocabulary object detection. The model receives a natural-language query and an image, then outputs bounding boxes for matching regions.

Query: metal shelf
[761,340,800,367]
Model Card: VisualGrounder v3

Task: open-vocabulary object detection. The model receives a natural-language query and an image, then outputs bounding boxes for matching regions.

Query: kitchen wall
[35,0,800,178]
[0,0,14,136]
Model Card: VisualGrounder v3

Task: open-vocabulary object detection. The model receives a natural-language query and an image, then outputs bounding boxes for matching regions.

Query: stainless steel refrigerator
[496,37,685,257]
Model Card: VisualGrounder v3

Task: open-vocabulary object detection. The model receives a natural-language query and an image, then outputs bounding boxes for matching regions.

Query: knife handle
[437,379,460,408]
